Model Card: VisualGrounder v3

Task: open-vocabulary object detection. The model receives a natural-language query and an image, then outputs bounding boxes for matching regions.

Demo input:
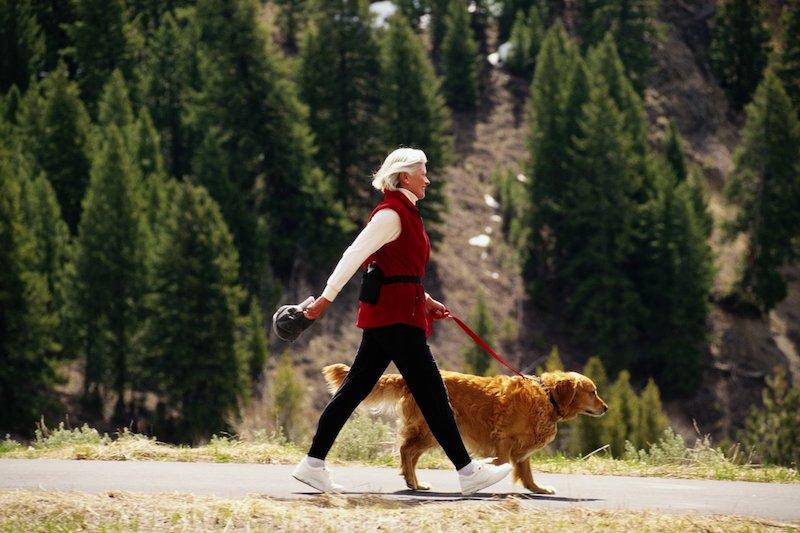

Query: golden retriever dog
[322,364,608,494]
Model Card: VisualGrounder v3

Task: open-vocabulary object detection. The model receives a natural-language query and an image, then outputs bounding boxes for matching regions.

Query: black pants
[307,323,471,470]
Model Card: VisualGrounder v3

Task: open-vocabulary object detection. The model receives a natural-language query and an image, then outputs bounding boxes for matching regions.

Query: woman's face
[399,163,429,200]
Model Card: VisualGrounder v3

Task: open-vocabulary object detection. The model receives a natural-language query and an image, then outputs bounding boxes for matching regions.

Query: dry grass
[3,425,797,485]
[533,454,799,484]
[0,490,796,532]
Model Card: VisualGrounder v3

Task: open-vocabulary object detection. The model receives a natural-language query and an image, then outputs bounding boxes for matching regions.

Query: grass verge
[0,490,796,532]
[2,417,797,484]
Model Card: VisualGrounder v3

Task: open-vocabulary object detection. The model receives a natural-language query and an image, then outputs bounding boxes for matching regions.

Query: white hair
[371,147,427,192]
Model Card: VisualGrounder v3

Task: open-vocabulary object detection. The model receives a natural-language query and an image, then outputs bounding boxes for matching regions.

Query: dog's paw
[532,484,556,495]
[405,480,431,491]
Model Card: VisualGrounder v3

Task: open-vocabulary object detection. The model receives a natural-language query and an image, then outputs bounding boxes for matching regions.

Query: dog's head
[545,372,608,420]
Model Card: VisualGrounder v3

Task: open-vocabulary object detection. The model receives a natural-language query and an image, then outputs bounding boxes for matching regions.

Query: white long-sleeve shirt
[321,188,419,302]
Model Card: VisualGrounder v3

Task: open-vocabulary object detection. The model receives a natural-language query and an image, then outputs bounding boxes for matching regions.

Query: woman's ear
[553,377,577,410]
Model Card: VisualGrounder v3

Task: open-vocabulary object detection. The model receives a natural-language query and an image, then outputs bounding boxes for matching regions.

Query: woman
[291,147,511,494]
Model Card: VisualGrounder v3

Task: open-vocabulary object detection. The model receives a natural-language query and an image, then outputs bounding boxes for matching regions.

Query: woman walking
[291,147,511,494]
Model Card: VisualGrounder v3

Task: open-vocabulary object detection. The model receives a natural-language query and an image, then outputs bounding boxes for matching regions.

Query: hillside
[278,0,800,442]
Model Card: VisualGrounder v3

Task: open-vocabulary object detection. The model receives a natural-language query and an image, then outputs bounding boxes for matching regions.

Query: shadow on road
[293,490,601,504]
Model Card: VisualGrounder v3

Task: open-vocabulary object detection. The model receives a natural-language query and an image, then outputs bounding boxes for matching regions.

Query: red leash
[441,311,563,419]
[442,312,527,378]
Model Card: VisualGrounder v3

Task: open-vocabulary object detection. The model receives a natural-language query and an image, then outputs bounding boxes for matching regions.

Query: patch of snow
[516,173,528,183]
[490,214,502,223]
[489,42,513,67]
[370,1,397,28]
[419,13,431,29]
[484,194,499,209]
[484,226,492,234]
[498,41,513,62]
[490,272,500,280]
[481,251,489,260]
[469,234,491,248]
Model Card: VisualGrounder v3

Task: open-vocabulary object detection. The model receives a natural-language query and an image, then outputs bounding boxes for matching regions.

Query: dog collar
[529,376,562,420]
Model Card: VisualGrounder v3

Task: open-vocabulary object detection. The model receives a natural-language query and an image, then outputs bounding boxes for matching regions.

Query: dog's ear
[552,377,577,410]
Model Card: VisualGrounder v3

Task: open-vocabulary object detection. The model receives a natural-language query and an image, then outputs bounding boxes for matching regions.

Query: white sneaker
[291,457,345,493]
[459,460,512,495]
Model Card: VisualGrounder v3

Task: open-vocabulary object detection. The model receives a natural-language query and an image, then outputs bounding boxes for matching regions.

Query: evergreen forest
[1,0,799,465]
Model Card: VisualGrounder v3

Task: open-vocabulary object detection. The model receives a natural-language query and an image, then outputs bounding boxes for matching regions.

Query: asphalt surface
[1,459,799,522]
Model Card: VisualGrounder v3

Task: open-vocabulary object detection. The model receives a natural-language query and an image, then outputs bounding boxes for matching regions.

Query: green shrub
[329,412,395,463]
[0,435,22,454]
[33,422,108,448]
[624,428,733,469]
[740,367,800,467]
[271,354,307,442]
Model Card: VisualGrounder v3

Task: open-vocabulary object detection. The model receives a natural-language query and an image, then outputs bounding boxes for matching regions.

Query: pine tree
[429,0,450,60]
[586,34,648,174]
[144,181,247,443]
[497,0,547,42]
[299,0,382,213]
[96,69,136,143]
[526,3,546,69]
[21,62,92,233]
[65,0,139,115]
[601,370,640,456]
[740,366,800,467]
[396,0,426,28]
[536,345,563,375]
[243,298,269,387]
[135,107,170,243]
[523,21,579,306]
[32,0,74,71]
[463,292,494,376]
[274,0,305,52]
[3,85,21,124]
[19,173,70,328]
[379,13,452,245]
[664,121,687,183]
[724,72,800,313]
[0,0,45,93]
[636,378,669,448]
[559,80,644,371]
[506,11,533,76]
[710,0,770,110]
[139,10,198,179]
[777,5,800,111]
[272,353,307,441]
[569,356,609,455]
[441,0,479,111]
[193,0,350,291]
[636,165,712,397]
[63,125,149,422]
[0,159,59,435]
[127,0,191,34]
[135,107,164,180]
[577,0,657,94]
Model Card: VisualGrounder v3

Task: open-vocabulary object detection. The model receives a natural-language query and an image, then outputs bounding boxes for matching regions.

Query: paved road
[1,459,799,522]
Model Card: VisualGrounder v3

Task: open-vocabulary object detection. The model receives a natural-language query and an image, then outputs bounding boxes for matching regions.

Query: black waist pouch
[359,262,384,304]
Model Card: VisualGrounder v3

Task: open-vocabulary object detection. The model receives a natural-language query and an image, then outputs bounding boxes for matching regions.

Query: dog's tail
[322,364,408,413]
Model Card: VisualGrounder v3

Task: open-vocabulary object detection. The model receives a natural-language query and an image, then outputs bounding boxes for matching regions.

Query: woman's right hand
[303,296,331,320]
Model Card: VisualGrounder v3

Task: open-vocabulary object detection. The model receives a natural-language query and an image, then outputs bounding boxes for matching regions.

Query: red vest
[356,190,432,335]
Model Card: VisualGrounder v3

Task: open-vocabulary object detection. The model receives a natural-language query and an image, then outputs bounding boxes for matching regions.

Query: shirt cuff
[322,285,340,302]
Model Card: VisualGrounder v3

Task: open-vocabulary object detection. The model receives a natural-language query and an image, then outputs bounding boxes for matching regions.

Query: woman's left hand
[425,293,450,320]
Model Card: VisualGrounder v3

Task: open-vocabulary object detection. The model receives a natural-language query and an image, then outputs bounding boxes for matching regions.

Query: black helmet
[272,296,316,342]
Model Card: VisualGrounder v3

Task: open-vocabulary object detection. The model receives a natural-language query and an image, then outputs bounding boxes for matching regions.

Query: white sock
[305,456,325,468]
[458,460,477,476]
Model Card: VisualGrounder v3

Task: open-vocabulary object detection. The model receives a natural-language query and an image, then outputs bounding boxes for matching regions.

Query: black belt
[383,276,422,284]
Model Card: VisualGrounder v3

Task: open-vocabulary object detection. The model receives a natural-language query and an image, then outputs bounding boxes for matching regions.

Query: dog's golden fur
[322,364,608,494]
